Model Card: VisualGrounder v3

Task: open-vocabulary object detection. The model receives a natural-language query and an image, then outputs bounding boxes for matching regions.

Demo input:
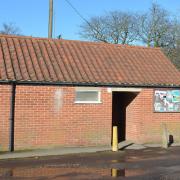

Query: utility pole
[48,0,53,38]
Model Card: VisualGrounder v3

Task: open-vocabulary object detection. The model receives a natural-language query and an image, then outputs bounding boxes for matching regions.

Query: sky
[0,0,180,40]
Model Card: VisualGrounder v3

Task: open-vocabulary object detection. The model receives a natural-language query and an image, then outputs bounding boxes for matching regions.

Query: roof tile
[0,34,179,87]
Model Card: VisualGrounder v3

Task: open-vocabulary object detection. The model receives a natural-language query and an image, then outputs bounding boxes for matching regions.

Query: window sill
[74,101,102,104]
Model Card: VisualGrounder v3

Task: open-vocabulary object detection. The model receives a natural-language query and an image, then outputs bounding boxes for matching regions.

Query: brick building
[0,34,180,151]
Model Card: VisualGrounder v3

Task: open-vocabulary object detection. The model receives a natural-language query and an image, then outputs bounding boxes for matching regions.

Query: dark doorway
[112,92,137,143]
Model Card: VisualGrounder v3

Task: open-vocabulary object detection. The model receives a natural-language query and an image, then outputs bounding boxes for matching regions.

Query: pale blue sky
[0,0,180,40]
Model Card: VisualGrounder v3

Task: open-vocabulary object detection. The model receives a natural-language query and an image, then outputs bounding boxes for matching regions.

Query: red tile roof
[0,34,179,87]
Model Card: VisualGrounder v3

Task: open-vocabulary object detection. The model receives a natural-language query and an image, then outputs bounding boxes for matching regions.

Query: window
[75,89,101,103]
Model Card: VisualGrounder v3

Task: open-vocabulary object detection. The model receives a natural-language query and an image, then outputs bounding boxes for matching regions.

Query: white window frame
[75,89,101,104]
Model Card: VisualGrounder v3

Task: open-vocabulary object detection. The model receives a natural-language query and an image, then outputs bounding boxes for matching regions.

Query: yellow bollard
[112,126,118,152]
[111,168,118,177]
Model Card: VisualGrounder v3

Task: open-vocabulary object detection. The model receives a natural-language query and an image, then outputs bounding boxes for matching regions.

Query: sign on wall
[154,90,180,112]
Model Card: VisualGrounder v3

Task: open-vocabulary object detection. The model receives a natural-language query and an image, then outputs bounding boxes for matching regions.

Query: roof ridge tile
[0,34,160,51]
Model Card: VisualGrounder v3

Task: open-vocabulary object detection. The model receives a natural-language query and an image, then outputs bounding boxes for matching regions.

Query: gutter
[0,80,180,88]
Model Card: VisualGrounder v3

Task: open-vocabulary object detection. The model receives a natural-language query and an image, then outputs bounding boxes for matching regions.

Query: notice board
[154,90,180,112]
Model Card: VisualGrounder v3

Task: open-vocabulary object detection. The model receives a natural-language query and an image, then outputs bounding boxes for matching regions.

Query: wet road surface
[0,147,180,179]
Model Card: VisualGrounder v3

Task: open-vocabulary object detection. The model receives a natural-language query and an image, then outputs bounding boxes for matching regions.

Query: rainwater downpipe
[9,83,16,152]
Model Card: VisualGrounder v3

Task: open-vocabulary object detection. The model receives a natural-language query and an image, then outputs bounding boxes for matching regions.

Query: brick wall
[0,85,11,151]
[0,85,112,150]
[126,89,180,144]
[1,85,180,151]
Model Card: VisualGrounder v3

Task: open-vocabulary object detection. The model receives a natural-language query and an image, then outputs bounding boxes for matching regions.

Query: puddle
[111,160,119,163]
[111,168,149,177]
[111,157,138,164]
[0,166,150,179]
[157,151,167,154]
[45,163,80,168]
[143,149,153,152]
[0,147,174,179]
[128,156,140,160]
[110,156,145,163]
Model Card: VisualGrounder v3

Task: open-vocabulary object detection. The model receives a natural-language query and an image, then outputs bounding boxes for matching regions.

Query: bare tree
[79,4,180,69]
[0,23,21,35]
[164,23,180,69]
[79,11,139,44]
[138,3,175,48]
[136,3,180,69]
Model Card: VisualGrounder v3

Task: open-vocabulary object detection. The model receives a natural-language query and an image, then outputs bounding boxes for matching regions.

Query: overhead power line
[64,0,91,27]
[64,0,107,42]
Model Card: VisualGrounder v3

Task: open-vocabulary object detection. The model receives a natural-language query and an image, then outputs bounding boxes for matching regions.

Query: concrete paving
[1,142,179,160]
[120,141,180,149]
[144,143,161,148]
[125,144,146,150]
[118,140,134,149]
[118,141,146,150]
[0,146,111,160]
[0,142,146,160]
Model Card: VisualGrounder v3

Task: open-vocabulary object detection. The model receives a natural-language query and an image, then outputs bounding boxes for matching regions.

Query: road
[0,147,180,179]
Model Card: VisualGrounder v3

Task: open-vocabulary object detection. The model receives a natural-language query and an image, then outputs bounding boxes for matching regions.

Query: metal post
[111,169,118,177]
[112,126,118,152]
[9,83,16,152]
[48,0,53,38]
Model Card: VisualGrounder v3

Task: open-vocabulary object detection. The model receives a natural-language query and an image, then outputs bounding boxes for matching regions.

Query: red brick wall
[126,89,180,144]
[0,85,112,150]
[0,85,11,151]
[1,85,180,151]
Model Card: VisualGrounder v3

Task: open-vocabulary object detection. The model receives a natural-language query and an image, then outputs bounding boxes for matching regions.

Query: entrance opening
[112,92,137,143]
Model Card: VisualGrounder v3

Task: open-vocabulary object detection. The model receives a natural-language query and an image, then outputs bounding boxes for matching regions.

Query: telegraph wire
[64,0,106,41]
[64,0,91,27]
